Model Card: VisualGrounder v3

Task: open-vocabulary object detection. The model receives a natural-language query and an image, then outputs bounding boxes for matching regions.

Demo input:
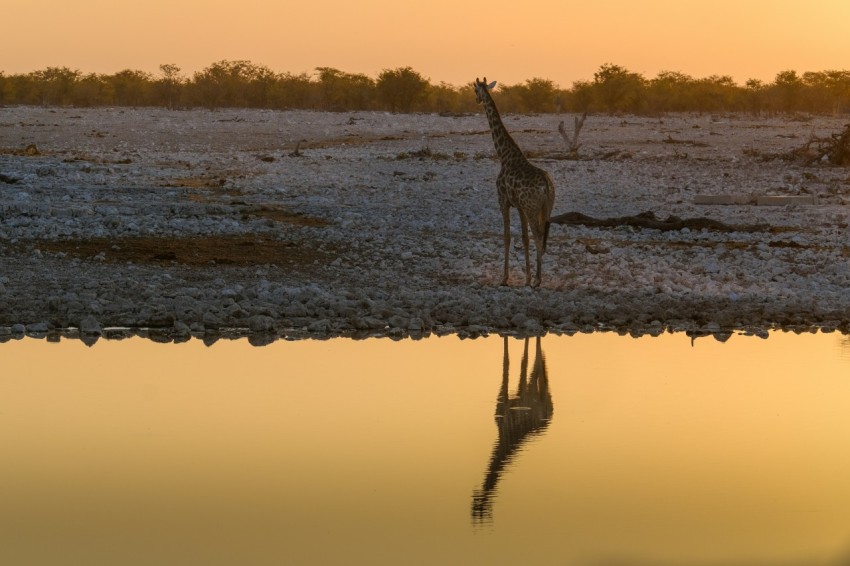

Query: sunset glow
[4,0,850,86]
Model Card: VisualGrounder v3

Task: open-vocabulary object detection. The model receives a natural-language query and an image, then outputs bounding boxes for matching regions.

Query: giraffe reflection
[472,336,553,524]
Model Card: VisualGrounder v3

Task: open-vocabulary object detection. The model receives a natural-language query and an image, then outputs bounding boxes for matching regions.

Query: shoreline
[0,323,840,348]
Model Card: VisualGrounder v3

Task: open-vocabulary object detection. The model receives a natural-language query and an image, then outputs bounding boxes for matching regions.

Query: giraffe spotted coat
[474,77,555,287]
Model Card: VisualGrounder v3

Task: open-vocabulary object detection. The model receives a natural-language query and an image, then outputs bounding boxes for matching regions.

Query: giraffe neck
[481,90,528,166]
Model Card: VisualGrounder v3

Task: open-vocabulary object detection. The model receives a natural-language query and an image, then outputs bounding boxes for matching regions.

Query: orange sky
[3,0,850,86]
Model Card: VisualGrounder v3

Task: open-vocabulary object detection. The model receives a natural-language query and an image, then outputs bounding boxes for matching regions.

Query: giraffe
[472,336,553,524]
[474,77,556,287]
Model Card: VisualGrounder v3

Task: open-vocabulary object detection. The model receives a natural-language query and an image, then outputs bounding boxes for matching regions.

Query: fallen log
[694,194,817,206]
[549,210,768,232]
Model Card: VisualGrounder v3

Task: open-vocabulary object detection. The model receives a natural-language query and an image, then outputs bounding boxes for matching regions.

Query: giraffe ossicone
[473,77,556,287]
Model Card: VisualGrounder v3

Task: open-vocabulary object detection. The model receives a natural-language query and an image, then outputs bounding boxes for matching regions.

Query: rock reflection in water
[472,336,552,523]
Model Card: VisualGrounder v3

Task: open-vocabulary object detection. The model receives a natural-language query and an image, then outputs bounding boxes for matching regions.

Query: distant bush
[156,64,182,109]
[1,60,849,116]
[377,67,429,112]
[187,60,278,108]
[316,67,375,111]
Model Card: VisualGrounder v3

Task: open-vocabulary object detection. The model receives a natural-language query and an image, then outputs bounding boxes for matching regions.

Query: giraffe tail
[543,220,551,252]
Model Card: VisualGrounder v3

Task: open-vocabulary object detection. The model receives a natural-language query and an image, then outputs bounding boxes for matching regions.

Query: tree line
[1,60,849,115]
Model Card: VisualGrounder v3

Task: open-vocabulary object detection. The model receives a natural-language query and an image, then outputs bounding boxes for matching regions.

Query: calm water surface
[3,331,850,565]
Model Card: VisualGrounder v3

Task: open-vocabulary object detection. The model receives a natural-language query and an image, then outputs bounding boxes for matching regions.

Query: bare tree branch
[288,140,304,157]
[557,112,587,159]
[793,123,850,166]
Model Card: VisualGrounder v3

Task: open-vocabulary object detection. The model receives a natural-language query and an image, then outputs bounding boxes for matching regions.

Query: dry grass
[33,234,341,267]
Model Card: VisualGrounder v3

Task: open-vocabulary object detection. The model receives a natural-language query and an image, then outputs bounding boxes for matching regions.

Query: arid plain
[1,106,850,342]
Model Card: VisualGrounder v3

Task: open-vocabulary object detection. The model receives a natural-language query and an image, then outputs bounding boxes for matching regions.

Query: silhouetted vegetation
[2,60,850,115]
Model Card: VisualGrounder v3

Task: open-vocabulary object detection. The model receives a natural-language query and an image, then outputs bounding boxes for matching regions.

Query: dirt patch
[32,234,341,267]
[243,206,329,227]
[165,175,230,190]
[0,143,42,156]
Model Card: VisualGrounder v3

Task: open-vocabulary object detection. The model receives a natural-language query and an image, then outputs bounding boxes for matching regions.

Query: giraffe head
[473,77,497,104]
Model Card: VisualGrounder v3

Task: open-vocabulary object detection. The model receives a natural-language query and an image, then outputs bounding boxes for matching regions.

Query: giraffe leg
[520,337,530,383]
[531,217,547,288]
[502,336,510,381]
[500,205,511,286]
[533,233,543,288]
[520,212,531,286]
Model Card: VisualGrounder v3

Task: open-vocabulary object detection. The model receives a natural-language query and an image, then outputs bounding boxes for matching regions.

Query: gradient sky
[3,0,850,86]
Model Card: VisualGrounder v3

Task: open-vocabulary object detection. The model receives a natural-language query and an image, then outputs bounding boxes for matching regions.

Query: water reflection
[6,332,850,564]
[472,336,553,524]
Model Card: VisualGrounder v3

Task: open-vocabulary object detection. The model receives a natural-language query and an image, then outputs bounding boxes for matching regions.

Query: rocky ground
[1,106,850,343]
